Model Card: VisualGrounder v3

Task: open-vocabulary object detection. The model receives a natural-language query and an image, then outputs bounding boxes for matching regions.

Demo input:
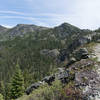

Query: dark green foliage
[10,63,25,99]
[4,83,11,100]
[19,80,62,100]
[0,81,5,96]
[0,35,64,87]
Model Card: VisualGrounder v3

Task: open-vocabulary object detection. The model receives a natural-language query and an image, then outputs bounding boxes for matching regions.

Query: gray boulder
[56,70,75,84]
[40,49,60,58]
[25,82,42,95]
[75,48,89,60]
[67,57,76,66]
[42,75,55,85]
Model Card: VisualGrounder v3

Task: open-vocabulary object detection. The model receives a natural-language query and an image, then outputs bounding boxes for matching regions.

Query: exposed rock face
[79,36,91,45]
[25,82,42,95]
[57,70,75,84]
[7,24,48,38]
[40,49,60,58]
[25,67,75,95]
[58,36,90,63]
[26,75,55,95]
[74,48,89,60]
[25,49,90,95]
[53,23,82,38]
[75,66,100,100]
[66,57,76,66]
[42,75,55,85]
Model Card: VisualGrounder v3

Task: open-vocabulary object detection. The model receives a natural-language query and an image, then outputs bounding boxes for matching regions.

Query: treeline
[0,34,65,99]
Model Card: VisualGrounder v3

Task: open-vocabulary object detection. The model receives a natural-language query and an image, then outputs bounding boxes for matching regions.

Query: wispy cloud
[24,0,100,29]
[0,15,49,27]
[0,11,26,15]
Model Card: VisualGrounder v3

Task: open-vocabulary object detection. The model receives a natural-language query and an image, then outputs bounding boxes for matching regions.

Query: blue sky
[0,0,100,29]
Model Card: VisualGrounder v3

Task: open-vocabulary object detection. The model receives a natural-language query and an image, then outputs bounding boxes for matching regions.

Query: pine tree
[10,63,25,99]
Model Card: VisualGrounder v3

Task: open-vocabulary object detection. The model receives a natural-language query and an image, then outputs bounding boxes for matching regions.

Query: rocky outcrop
[25,82,43,95]
[75,69,100,100]
[26,48,89,95]
[40,49,60,58]
[58,36,91,63]
[25,67,75,95]
[74,48,89,60]
[42,75,55,85]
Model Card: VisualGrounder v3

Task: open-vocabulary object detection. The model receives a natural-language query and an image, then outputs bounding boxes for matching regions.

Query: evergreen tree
[10,63,25,99]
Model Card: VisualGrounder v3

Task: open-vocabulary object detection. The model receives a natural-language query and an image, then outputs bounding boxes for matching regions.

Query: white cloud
[0,11,25,15]
[0,15,48,27]
[24,0,100,29]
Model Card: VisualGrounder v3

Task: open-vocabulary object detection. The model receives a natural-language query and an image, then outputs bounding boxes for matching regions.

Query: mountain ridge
[0,22,100,100]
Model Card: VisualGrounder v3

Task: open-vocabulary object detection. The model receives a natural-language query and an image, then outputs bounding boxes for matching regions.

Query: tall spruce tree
[10,63,25,99]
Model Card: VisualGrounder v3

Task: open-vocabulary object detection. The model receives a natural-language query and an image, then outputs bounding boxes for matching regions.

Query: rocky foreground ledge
[23,43,100,100]
[24,45,100,100]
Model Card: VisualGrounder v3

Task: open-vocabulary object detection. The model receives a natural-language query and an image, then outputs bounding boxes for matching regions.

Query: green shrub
[0,93,4,100]
[18,80,62,100]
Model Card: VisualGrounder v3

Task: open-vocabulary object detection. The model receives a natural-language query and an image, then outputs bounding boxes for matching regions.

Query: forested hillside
[0,23,100,100]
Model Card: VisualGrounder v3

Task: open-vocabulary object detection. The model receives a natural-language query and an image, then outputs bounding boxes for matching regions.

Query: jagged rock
[69,59,94,70]
[74,48,89,60]
[56,70,75,84]
[57,68,65,73]
[75,69,100,100]
[40,49,60,58]
[42,75,55,85]
[67,57,76,66]
[79,36,91,45]
[57,36,90,63]
[25,68,75,95]
[25,82,42,95]
[57,70,69,83]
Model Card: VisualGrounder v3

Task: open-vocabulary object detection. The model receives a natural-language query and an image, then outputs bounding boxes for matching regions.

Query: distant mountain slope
[0,25,8,33]
[0,22,98,93]
[7,24,49,38]
[0,26,8,40]
[0,23,90,40]
[53,23,83,38]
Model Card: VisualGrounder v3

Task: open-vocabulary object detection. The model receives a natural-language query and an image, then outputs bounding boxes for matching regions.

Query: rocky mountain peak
[7,24,49,37]
[57,22,80,30]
